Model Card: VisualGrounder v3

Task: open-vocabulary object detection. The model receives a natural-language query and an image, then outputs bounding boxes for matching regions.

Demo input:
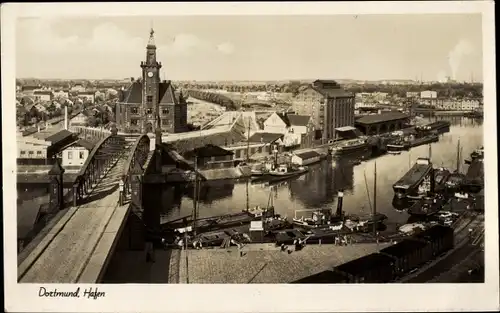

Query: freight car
[413,224,454,257]
[291,270,348,284]
[379,238,433,278]
[333,253,396,283]
[291,226,455,284]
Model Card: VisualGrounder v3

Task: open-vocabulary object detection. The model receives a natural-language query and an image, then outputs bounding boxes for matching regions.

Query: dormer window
[146,108,152,115]
[146,95,153,104]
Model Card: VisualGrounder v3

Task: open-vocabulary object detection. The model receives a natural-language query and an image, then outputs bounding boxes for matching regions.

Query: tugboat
[264,164,309,185]
[465,146,484,165]
[330,138,369,157]
[386,137,410,154]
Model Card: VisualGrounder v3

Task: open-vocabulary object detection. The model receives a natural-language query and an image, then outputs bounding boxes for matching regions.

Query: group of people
[279,238,307,254]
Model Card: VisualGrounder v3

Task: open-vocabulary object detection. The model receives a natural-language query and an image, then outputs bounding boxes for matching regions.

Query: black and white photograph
[3,2,498,312]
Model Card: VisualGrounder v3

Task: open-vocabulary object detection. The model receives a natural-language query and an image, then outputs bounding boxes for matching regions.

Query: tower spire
[147,27,156,48]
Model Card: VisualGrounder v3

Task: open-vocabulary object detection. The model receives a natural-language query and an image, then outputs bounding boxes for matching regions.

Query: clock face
[147,71,154,78]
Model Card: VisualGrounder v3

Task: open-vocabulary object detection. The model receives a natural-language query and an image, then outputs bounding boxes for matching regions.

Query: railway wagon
[333,253,396,283]
[292,269,348,284]
[413,225,454,257]
[379,238,433,277]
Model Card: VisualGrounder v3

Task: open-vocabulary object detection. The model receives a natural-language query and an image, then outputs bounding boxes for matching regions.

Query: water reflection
[151,117,482,232]
[288,159,354,208]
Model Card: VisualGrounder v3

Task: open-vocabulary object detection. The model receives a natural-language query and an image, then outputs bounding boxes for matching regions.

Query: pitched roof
[72,139,95,150]
[183,144,234,159]
[45,129,76,145]
[299,80,353,98]
[286,114,311,126]
[119,80,180,105]
[248,132,284,144]
[354,112,409,125]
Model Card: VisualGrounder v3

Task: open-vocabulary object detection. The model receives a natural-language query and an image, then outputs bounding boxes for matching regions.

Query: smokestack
[64,106,68,130]
[336,190,344,218]
[37,125,40,132]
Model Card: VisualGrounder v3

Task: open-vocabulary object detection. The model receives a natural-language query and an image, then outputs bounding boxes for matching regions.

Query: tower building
[115,29,188,134]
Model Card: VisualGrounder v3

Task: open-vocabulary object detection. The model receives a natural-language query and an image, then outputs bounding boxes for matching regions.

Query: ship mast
[456,138,461,173]
[373,161,378,239]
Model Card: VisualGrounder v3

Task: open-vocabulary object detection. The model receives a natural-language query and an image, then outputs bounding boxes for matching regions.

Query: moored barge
[415,120,451,134]
[393,158,433,199]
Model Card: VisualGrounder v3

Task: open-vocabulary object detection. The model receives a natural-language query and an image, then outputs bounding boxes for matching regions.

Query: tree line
[179,81,482,99]
[185,89,241,110]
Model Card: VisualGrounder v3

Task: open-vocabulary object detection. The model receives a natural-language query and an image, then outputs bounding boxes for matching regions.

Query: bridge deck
[18,152,131,283]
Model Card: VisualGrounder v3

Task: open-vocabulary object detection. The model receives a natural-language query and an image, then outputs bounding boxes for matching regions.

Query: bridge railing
[121,134,151,201]
[71,133,126,206]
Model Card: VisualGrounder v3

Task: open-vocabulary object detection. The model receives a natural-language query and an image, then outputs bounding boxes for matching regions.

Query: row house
[33,90,54,102]
[434,98,482,111]
[263,112,314,148]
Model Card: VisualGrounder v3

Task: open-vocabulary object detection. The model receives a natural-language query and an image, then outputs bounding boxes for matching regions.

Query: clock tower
[140,28,162,133]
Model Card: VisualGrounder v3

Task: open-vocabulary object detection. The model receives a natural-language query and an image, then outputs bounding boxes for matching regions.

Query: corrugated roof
[287,114,310,126]
[355,112,409,125]
[248,132,283,144]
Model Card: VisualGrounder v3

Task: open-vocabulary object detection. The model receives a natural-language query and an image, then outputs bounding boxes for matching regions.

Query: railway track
[398,211,483,283]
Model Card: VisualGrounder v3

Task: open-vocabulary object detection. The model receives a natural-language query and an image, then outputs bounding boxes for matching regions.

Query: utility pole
[193,155,198,236]
[246,117,251,163]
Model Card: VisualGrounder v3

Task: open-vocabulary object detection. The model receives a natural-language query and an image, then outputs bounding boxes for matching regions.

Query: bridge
[18,126,156,283]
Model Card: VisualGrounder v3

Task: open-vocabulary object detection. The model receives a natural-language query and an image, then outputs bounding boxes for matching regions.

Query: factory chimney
[64,105,68,130]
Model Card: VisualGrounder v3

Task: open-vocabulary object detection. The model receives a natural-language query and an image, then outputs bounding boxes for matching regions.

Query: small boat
[331,138,369,156]
[433,167,451,192]
[407,196,446,217]
[444,172,466,192]
[265,164,309,185]
[386,138,410,154]
[464,146,484,165]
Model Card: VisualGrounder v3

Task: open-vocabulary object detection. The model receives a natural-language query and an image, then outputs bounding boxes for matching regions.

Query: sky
[16,14,483,82]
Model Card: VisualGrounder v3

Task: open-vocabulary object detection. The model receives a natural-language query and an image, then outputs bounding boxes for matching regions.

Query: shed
[355,112,409,126]
[183,144,234,160]
[291,150,322,166]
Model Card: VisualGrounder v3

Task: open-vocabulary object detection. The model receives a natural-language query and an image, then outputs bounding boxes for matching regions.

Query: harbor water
[156,117,483,231]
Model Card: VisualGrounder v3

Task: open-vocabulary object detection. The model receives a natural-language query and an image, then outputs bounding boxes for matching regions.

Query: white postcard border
[2,1,498,312]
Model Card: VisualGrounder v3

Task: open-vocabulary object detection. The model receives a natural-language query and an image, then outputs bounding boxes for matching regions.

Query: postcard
[2,1,498,312]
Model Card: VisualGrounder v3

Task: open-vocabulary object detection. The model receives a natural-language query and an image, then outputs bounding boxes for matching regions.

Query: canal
[156,116,483,231]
